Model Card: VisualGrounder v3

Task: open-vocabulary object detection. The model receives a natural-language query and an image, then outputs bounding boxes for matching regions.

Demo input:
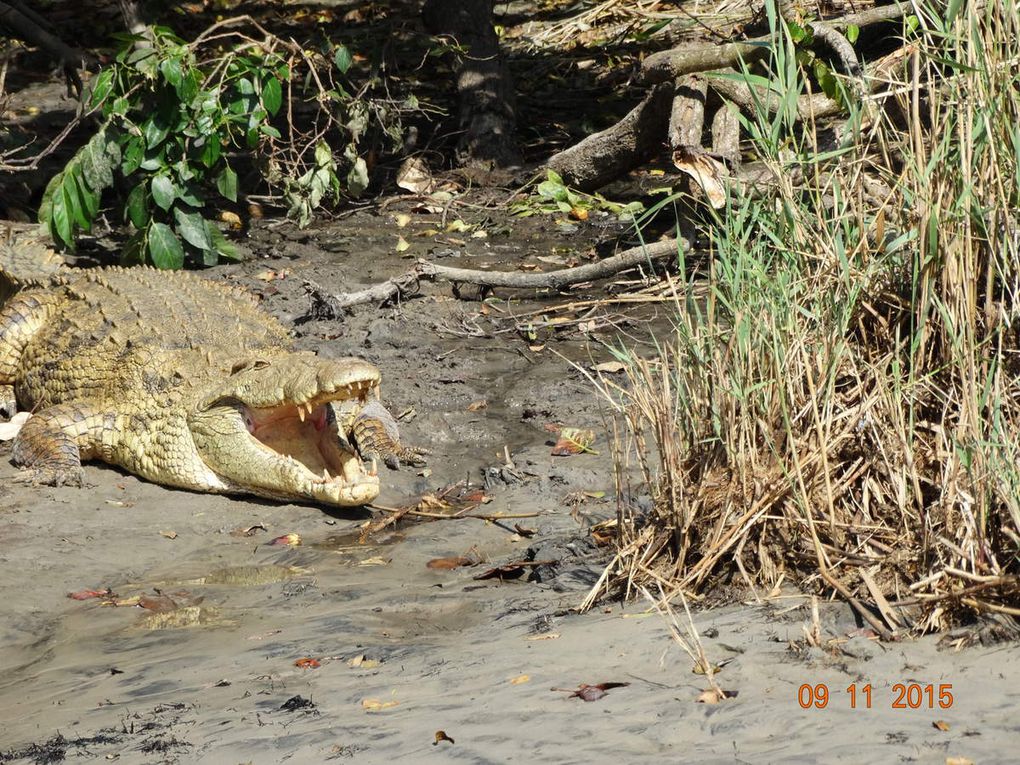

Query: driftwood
[304,237,686,317]
[668,75,708,149]
[642,2,907,85]
[711,102,741,167]
[546,83,673,192]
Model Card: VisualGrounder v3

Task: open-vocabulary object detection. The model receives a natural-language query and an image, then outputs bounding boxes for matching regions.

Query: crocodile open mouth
[189,359,383,506]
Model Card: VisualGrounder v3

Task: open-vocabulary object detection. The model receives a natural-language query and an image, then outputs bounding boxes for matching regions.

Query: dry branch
[545,83,673,192]
[303,237,686,317]
[0,1,87,96]
[668,75,707,149]
[642,2,908,84]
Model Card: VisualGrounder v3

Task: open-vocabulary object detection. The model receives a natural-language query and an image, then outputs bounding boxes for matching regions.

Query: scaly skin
[0,250,422,507]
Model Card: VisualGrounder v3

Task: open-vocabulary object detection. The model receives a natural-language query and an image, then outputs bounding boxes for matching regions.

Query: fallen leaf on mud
[230,523,267,537]
[467,399,487,412]
[933,720,950,731]
[358,556,390,566]
[138,594,179,613]
[348,654,381,669]
[395,235,410,253]
[254,269,290,282]
[509,674,530,685]
[219,211,243,230]
[160,530,178,540]
[67,588,112,600]
[460,489,491,504]
[433,730,455,746]
[247,202,264,219]
[594,361,627,374]
[473,560,557,581]
[551,427,598,456]
[543,422,564,434]
[0,411,31,441]
[527,633,560,641]
[426,556,476,570]
[553,682,630,702]
[695,687,738,704]
[268,533,302,547]
[513,524,536,538]
[138,605,223,630]
[280,695,316,712]
[446,219,471,233]
[362,698,400,712]
[569,206,589,221]
[946,759,975,765]
[394,213,412,228]
[294,657,321,669]
[417,494,451,511]
[396,156,434,194]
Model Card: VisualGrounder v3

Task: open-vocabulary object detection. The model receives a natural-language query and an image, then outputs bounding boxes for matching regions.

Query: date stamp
[797,683,954,710]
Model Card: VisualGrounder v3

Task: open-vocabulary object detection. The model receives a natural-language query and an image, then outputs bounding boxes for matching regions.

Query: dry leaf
[358,555,390,566]
[395,235,410,253]
[467,399,487,412]
[433,730,455,745]
[160,530,178,540]
[396,156,434,194]
[268,533,301,547]
[362,698,400,711]
[946,759,975,765]
[695,687,738,704]
[254,269,289,282]
[551,427,597,456]
[347,654,380,669]
[671,146,728,209]
[513,524,536,538]
[67,588,112,601]
[569,207,589,221]
[230,523,267,537]
[554,682,629,702]
[594,361,626,374]
[510,674,530,685]
[933,720,951,732]
[219,211,243,230]
[426,556,476,570]
[446,220,471,233]
[294,657,321,669]
[138,594,179,613]
[394,213,412,228]
[526,633,560,641]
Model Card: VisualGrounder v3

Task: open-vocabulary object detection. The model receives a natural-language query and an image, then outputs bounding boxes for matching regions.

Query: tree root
[302,237,686,318]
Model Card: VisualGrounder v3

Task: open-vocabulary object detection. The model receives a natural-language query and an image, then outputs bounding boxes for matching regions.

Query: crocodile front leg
[12,402,116,486]
[1,291,60,421]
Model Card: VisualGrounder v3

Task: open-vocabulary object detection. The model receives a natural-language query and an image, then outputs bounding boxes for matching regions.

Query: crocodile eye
[252,359,271,370]
[230,359,271,375]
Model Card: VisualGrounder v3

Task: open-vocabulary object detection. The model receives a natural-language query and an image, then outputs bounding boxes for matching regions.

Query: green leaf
[50,180,73,248]
[125,181,148,229]
[207,221,240,262]
[237,77,255,95]
[151,174,177,210]
[80,130,116,191]
[143,115,170,149]
[89,69,115,109]
[173,207,212,251]
[199,136,221,168]
[845,24,860,44]
[160,56,183,90]
[334,45,352,74]
[315,141,332,167]
[259,124,281,139]
[62,175,89,231]
[147,222,184,269]
[73,168,99,220]
[262,77,282,116]
[216,165,238,202]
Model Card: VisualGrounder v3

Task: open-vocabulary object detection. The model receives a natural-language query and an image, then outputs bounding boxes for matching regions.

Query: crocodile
[0,232,424,506]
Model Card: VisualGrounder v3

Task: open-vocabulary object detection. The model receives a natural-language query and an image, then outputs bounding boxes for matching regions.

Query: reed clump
[588,1,1020,635]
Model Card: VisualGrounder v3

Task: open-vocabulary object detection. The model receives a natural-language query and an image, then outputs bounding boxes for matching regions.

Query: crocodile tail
[0,226,67,304]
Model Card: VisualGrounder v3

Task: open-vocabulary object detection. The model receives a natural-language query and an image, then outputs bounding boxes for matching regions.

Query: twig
[303,237,686,317]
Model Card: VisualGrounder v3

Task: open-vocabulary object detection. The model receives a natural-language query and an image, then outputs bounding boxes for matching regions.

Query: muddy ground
[1,206,1016,765]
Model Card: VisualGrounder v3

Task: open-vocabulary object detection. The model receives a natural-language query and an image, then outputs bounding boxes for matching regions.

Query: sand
[1,214,1016,764]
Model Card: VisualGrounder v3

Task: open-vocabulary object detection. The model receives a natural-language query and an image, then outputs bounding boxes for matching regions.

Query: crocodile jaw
[187,357,381,507]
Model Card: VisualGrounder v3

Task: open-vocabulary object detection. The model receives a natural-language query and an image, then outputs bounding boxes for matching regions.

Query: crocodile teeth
[368,458,378,477]
[298,406,306,422]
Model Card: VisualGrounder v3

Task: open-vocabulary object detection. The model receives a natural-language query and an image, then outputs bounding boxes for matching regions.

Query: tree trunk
[422,0,520,170]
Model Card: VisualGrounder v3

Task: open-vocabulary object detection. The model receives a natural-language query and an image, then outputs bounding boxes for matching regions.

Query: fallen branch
[642,2,908,84]
[545,82,673,192]
[0,1,87,96]
[304,237,686,317]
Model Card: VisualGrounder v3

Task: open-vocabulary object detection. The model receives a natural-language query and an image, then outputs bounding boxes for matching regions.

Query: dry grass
[586,1,1020,635]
